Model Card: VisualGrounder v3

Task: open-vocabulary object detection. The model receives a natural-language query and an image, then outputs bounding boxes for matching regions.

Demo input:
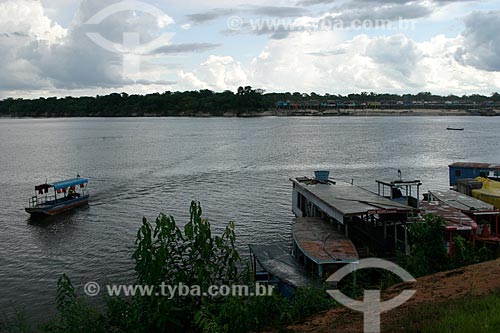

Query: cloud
[251,6,309,17]
[1,0,499,98]
[151,43,222,55]
[187,5,309,25]
[180,29,500,95]
[1,0,186,90]
[0,0,67,42]
[20,0,163,89]
[178,55,248,91]
[297,0,336,6]
[186,8,236,24]
[0,0,65,91]
[365,34,422,78]
[330,2,433,22]
[455,10,500,72]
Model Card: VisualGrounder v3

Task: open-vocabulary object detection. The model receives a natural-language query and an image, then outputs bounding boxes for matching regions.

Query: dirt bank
[283,258,500,332]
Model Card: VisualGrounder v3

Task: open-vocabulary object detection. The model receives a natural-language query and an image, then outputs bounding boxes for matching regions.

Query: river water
[1,116,499,322]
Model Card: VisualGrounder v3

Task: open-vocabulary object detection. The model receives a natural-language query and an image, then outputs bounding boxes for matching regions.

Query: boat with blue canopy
[25,177,89,216]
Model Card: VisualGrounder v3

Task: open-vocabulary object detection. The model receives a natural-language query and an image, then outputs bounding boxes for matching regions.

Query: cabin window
[454,170,461,177]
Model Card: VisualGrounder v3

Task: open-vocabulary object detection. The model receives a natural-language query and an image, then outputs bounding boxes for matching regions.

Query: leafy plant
[451,236,476,268]
[41,275,105,333]
[129,201,249,332]
[401,214,449,277]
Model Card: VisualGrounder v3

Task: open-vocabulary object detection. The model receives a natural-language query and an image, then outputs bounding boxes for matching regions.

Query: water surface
[1,116,499,322]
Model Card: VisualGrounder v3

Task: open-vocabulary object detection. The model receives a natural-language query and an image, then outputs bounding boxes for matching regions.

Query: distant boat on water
[447,127,464,131]
[25,177,89,217]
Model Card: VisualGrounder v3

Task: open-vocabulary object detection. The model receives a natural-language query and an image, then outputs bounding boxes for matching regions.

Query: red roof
[420,201,477,231]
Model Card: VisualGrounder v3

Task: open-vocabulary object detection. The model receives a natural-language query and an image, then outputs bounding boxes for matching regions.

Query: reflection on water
[1,116,500,322]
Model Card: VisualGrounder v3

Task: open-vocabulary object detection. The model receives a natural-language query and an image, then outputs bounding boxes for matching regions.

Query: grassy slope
[286,258,500,332]
[397,291,500,333]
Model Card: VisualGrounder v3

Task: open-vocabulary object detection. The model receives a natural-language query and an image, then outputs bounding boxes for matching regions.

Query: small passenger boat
[25,177,89,216]
[447,127,464,131]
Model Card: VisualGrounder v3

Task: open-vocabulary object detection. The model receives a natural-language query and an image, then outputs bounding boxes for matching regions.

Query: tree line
[1,87,500,117]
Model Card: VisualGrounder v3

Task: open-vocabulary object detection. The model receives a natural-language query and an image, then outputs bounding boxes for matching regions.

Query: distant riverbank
[239,108,499,117]
[1,108,498,118]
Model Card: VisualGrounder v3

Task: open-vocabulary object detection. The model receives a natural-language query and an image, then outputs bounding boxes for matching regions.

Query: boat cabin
[449,162,500,187]
[376,178,422,209]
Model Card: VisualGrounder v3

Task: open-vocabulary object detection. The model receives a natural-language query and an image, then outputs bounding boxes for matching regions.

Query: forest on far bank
[2,86,500,117]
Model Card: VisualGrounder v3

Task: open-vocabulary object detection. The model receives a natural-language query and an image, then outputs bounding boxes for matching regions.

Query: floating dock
[291,176,416,258]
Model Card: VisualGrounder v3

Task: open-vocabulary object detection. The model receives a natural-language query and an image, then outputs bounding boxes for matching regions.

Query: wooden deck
[293,217,358,264]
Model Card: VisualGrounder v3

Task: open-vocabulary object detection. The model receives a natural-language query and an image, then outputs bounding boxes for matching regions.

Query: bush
[401,214,449,277]
[402,214,498,278]
[40,202,335,333]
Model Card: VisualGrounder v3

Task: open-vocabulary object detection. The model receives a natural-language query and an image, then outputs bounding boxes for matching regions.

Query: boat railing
[28,196,38,208]
[28,195,57,208]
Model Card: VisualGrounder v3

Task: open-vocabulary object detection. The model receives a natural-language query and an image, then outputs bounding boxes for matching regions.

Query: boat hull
[25,196,89,216]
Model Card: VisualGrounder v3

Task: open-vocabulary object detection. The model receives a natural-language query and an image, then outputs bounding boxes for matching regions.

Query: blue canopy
[51,178,89,190]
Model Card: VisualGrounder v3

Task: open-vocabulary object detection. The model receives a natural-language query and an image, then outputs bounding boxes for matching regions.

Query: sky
[1,0,500,98]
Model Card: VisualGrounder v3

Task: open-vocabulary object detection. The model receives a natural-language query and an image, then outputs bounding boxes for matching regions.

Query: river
[0,116,499,322]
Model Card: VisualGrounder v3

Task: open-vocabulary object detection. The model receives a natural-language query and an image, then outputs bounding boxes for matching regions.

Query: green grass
[398,290,500,333]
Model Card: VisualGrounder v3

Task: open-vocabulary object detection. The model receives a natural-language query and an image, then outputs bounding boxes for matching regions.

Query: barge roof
[292,178,413,217]
[293,217,358,264]
[249,244,317,288]
[429,189,498,213]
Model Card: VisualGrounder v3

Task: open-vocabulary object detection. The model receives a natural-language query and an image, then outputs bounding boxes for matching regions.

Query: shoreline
[0,108,498,118]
